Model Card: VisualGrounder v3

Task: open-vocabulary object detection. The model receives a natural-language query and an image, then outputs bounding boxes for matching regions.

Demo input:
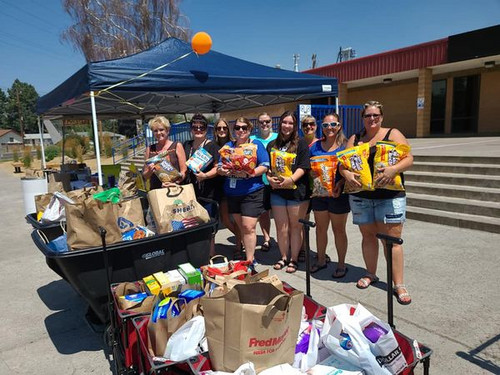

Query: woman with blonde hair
[143,115,186,189]
[301,115,319,146]
[309,113,350,278]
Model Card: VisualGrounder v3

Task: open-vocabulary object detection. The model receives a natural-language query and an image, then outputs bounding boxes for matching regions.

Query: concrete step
[404,171,500,188]
[405,181,500,202]
[413,155,500,165]
[406,192,500,218]
[412,161,500,176]
[406,206,500,234]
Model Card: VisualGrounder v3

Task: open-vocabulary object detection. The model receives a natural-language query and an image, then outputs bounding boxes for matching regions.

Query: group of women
[143,100,413,305]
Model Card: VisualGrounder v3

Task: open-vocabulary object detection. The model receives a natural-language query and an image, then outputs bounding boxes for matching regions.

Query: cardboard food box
[178,263,202,286]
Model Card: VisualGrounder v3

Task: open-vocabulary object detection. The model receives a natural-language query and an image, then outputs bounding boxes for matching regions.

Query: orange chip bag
[373,141,411,191]
[270,148,297,189]
[337,143,373,193]
[218,143,257,175]
[310,155,338,197]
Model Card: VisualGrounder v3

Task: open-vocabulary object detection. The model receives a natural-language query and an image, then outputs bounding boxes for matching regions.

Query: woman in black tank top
[340,101,414,305]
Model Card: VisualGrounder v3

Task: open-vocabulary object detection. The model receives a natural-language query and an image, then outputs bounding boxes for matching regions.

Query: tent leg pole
[90,91,103,186]
[38,116,46,170]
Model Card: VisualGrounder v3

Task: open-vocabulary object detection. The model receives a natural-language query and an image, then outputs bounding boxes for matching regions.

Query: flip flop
[286,260,299,274]
[310,263,327,274]
[393,284,412,305]
[332,267,348,279]
[260,241,270,252]
[356,274,379,289]
[273,259,287,270]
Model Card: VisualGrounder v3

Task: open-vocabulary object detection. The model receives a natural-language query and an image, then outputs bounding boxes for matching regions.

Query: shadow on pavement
[456,333,500,374]
[37,279,80,311]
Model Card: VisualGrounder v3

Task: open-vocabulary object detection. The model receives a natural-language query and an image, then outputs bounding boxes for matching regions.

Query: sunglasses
[321,122,341,129]
[259,120,272,125]
[363,114,381,119]
[234,125,249,131]
[216,126,228,131]
[302,122,316,128]
[191,125,207,131]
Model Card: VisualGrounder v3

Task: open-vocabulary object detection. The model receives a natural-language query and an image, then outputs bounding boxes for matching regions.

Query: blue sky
[0,0,498,96]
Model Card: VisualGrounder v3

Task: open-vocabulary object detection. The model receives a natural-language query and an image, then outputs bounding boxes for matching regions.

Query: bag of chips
[337,143,373,193]
[146,150,182,183]
[219,143,257,175]
[373,141,411,191]
[186,147,213,173]
[270,148,297,189]
[310,155,338,197]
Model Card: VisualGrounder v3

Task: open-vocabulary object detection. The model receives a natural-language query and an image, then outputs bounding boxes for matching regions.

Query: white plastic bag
[293,320,322,372]
[164,315,205,361]
[200,362,256,375]
[41,191,74,223]
[320,303,391,375]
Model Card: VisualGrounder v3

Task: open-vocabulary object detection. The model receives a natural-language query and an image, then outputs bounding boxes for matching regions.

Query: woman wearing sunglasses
[267,111,311,274]
[213,118,243,255]
[143,115,187,189]
[249,112,277,253]
[340,101,413,305]
[309,113,350,278]
[217,117,270,263]
[301,115,319,146]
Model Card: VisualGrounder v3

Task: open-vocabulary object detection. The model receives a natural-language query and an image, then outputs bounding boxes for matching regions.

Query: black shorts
[311,194,350,214]
[227,188,265,218]
[263,185,272,211]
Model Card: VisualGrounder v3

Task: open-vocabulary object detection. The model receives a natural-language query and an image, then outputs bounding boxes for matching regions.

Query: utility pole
[16,87,24,139]
[293,54,300,72]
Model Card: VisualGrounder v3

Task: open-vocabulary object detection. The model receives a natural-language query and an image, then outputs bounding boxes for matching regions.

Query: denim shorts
[270,193,305,207]
[349,196,406,225]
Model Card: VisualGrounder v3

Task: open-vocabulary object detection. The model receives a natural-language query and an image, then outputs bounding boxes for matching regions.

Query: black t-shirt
[183,139,223,201]
[267,138,311,201]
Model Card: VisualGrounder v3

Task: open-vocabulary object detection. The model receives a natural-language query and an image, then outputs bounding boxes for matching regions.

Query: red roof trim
[306,38,448,83]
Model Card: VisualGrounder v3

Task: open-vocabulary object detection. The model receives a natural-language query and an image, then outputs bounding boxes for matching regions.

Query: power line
[0,0,62,34]
[0,36,66,61]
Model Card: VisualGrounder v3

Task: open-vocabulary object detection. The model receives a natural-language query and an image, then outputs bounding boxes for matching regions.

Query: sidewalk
[0,137,499,374]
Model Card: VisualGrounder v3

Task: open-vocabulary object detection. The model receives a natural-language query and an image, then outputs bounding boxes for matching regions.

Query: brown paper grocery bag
[147,184,208,234]
[65,199,122,250]
[113,282,154,313]
[35,193,53,214]
[202,283,304,372]
[147,297,202,357]
[118,170,138,198]
[114,195,145,234]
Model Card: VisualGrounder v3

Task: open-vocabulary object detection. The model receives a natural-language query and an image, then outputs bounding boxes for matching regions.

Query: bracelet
[289,176,295,184]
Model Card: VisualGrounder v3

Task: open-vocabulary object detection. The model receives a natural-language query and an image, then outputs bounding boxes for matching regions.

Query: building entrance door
[451,75,480,134]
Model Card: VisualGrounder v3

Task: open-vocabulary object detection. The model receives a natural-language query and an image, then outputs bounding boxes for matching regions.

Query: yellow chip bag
[146,150,182,183]
[337,143,373,193]
[373,141,411,191]
[310,155,338,197]
[270,148,297,189]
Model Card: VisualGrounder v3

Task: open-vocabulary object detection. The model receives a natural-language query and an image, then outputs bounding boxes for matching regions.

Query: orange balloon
[191,32,212,55]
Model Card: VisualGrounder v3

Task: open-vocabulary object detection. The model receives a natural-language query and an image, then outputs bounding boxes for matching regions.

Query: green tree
[0,89,8,128]
[6,80,39,135]
[62,0,191,62]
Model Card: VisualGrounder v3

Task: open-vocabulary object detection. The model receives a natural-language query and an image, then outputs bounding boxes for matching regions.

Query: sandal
[356,273,379,289]
[298,250,306,262]
[393,284,412,305]
[332,267,348,279]
[260,241,271,252]
[286,260,299,274]
[310,263,327,274]
[273,259,287,270]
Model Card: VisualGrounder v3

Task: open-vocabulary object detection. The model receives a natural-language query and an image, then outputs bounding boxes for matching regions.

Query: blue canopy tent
[37,37,338,184]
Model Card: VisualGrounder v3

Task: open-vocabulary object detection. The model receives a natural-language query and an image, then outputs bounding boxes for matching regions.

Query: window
[452,75,480,133]
[430,80,447,134]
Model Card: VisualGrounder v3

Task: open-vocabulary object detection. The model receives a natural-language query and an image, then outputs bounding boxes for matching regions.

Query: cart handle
[376,233,403,245]
[298,219,316,228]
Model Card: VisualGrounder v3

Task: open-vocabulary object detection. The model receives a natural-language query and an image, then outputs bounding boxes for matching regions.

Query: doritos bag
[146,150,182,183]
[373,141,411,191]
[270,148,297,189]
[337,143,373,193]
[219,143,257,175]
[310,155,338,197]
